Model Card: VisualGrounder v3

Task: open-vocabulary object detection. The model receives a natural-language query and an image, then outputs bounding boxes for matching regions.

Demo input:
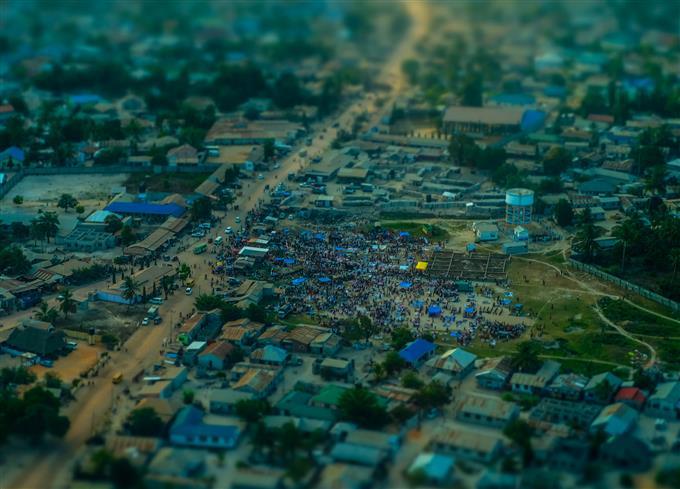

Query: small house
[455,395,519,429]
[645,381,680,420]
[614,387,647,410]
[590,402,639,436]
[510,360,560,395]
[197,341,236,370]
[475,356,513,390]
[583,372,623,403]
[408,453,455,486]
[546,373,589,401]
[473,222,499,242]
[169,406,241,449]
[426,348,477,379]
[399,339,436,367]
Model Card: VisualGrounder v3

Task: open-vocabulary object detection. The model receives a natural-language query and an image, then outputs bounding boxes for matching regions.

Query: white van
[215,236,223,245]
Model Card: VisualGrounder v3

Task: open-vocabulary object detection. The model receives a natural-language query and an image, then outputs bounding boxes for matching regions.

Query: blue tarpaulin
[501,299,512,305]
[292,278,307,285]
[465,307,475,314]
[413,300,424,308]
[283,258,295,265]
[450,331,461,338]
[428,305,442,316]
[466,243,476,252]
[399,264,409,271]
[274,257,284,262]
[399,231,410,237]
[335,246,345,251]
[400,281,412,288]
[318,277,331,283]
[314,233,325,241]
[515,303,523,309]
[504,292,513,297]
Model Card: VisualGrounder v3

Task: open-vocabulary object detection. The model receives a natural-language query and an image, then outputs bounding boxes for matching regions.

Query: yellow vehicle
[112,373,123,384]
[185,278,195,287]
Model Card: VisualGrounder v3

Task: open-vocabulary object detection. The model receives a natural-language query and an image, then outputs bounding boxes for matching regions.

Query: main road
[7,3,430,488]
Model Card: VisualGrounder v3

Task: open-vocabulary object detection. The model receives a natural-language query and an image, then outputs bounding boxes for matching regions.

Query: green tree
[460,73,483,107]
[190,197,212,222]
[183,389,194,404]
[382,351,406,376]
[195,294,224,311]
[503,419,534,466]
[110,457,140,489]
[13,195,23,205]
[542,147,571,175]
[414,381,450,410]
[263,139,275,161]
[554,199,574,227]
[120,225,136,246]
[121,276,140,310]
[391,327,414,350]
[34,302,59,325]
[0,246,31,275]
[75,205,85,215]
[57,193,79,212]
[511,341,541,372]
[104,215,123,233]
[645,165,667,195]
[127,407,164,436]
[234,399,270,424]
[272,73,304,109]
[338,386,387,429]
[160,275,175,299]
[33,211,60,243]
[448,134,479,166]
[57,288,75,319]
[401,59,420,85]
[402,371,424,389]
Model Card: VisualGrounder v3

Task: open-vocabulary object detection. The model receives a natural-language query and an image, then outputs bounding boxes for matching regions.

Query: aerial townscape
[0,1,679,489]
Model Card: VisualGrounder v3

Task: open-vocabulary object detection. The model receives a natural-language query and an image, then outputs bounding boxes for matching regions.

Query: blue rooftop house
[69,94,103,106]
[170,405,242,449]
[0,146,25,166]
[105,202,185,220]
[544,86,567,99]
[399,339,436,366]
[520,110,546,133]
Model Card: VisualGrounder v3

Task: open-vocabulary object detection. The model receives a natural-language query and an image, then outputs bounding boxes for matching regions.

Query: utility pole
[620,240,627,274]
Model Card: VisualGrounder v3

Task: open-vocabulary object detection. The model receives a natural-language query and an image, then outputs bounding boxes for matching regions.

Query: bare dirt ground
[2,174,129,204]
[30,343,104,384]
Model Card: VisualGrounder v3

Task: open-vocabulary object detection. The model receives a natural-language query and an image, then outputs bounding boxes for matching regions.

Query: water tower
[505,188,534,225]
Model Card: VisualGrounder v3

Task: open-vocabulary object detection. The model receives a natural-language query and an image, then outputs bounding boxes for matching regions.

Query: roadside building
[590,402,639,436]
[197,341,236,370]
[546,373,589,400]
[442,106,528,135]
[473,222,499,242]
[145,447,209,489]
[314,357,355,382]
[645,382,680,420]
[455,395,519,429]
[429,425,504,463]
[408,453,455,486]
[529,398,602,432]
[169,405,242,449]
[475,356,513,390]
[614,386,647,410]
[166,144,199,166]
[317,463,374,489]
[510,360,561,395]
[250,345,289,366]
[208,389,254,415]
[4,319,66,357]
[583,372,623,403]
[427,348,477,379]
[399,339,436,367]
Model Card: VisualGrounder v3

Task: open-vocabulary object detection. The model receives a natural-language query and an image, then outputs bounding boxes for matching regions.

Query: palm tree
[33,211,60,243]
[121,276,140,310]
[34,301,59,325]
[574,221,600,263]
[58,288,75,319]
[612,216,643,273]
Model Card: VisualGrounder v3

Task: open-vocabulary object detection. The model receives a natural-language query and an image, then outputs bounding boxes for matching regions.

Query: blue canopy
[504,292,513,297]
[515,303,523,309]
[283,258,295,265]
[399,231,410,237]
[292,278,307,285]
[399,264,409,271]
[335,246,345,251]
[318,277,331,284]
[399,281,412,288]
[465,307,475,314]
[501,299,512,305]
[450,331,461,338]
[466,243,477,252]
[314,233,325,241]
[274,257,284,262]
[428,305,442,316]
[413,300,424,308]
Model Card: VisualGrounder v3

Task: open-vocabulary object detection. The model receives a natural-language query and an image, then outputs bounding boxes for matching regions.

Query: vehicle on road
[235,216,241,223]
[257,174,264,180]
[191,230,205,238]
[193,243,208,254]
[185,287,193,295]
[149,297,164,305]
[112,373,123,384]
[225,227,233,234]
[215,236,223,245]
[142,317,150,326]
[153,316,162,325]
[66,341,78,350]
[273,163,281,169]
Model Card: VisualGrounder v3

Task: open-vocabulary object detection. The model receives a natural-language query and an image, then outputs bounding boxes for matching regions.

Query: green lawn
[599,297,679,337]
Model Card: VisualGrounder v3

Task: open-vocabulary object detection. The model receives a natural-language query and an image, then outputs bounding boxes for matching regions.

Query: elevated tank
[505,188,535,206]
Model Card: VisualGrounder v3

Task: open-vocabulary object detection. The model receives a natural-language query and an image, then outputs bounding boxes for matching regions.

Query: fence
[569,259,679,313]
[0,164,222,199]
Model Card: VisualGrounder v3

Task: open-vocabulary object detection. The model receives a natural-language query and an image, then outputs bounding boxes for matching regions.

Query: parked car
[149,297,164,305]
[225,227,233,234]
[142,317,150,326]
[257,174,264,180]
[185,287,193,295]
[235,216,241,223]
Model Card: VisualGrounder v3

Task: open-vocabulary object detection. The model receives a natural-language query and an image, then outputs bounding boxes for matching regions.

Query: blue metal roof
[521,110,546,132]
[0,146,25,161]
[105,201,185,217]
[171,406,240,440]
[491,93,535,106]
[399,339,436,364]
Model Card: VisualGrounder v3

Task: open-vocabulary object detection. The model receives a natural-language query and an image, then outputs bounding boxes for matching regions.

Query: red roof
[0,104,15,114]
[615,387,646,404]
[199,341,235,360]
[587,114,614,124]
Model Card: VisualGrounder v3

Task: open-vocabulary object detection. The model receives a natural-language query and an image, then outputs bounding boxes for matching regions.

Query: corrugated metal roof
[105,202,185,217]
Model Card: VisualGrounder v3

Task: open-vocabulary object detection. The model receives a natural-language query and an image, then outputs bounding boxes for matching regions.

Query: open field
[1,174,129,203]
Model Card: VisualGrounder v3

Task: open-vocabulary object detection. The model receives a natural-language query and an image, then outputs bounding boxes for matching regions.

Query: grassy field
[125,172,212,194]
[599,297,679,337]
[380,220,449,239]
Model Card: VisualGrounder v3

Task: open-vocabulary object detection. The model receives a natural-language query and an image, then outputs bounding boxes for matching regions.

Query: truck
[147,306,159,318]
[194,243,208,254]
